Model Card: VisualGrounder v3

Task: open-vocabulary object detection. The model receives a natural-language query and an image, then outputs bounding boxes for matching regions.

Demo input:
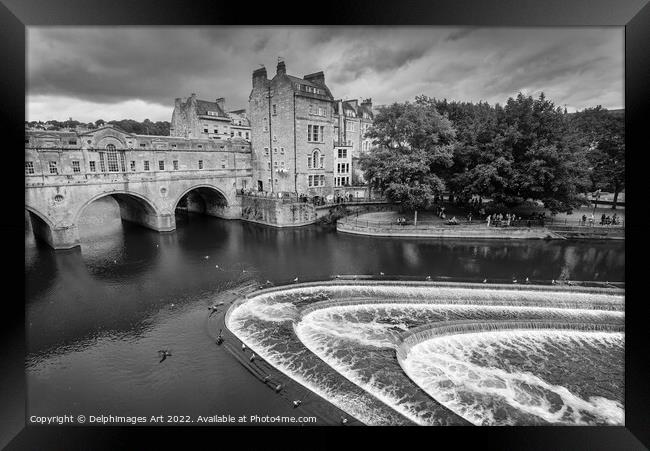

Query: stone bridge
[25,126,252,249]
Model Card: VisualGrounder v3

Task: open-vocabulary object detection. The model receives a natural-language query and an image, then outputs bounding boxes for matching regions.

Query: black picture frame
[4,0,648,449]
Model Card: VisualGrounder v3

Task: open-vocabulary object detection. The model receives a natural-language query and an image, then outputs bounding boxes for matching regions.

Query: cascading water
[226,282,624,426]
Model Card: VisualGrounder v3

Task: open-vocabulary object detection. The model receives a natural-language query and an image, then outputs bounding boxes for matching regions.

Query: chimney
[304,71,325,86]
[216,97,225,111]
[276,59,286,76]
[361,98,372,109]
[253,66,268,87]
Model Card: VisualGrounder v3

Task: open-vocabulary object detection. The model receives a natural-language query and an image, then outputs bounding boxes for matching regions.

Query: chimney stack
[361,98,372,108]
[216,97,225,111]
[276,59,286,76]
[252,66,268,87]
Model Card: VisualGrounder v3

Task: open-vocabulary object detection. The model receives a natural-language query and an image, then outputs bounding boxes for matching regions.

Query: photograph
[22,25,628,429]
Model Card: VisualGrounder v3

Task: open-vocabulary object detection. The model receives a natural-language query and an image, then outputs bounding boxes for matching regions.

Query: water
[228,284,623,425]
[25,203,624,424]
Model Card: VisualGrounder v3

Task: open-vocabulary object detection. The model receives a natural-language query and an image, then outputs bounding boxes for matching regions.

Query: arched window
[105,143,120,171]
[312,149,321,169]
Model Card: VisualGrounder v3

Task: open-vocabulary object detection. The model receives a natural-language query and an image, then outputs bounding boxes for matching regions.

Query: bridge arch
[173,184,231,219]
[74,190,162,225]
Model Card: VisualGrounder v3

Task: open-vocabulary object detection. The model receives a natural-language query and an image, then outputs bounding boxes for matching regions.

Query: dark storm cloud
[27,26,623,121]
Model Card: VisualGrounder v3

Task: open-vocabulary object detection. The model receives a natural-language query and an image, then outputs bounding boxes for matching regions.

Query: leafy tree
[360,101,456,212]
[571,106,625,209]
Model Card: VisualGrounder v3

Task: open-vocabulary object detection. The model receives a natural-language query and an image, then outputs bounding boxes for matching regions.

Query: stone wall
[240,196,316,227]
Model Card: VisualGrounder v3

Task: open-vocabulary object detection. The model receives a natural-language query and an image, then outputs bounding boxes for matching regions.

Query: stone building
[333,98,374,196]
[170,94,251,141]
[248,60,373,200]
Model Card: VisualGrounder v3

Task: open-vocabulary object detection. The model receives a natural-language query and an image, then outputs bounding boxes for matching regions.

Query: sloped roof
[287,75,334,100]
[195,99,229,118]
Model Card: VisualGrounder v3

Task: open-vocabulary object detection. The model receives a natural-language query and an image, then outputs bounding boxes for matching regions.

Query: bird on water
[426,276,431,281]
[242,343,247,351]
[293,400,302,408]
[293,277,299,283]
[158,350,172,363]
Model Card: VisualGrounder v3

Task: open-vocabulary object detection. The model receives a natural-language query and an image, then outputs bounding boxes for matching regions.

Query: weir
[225,278,624,426]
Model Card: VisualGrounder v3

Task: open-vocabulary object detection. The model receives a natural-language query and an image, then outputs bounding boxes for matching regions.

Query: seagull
[293,277,299,283]
[216,329,224,345]
[426,276,432,281]
[292,400,302,408]
[208,305,220,317]
[265,280,273,286]
[113,260,117,264]
[341,417,348,425]
[170,303,175,308]
[263,375,271,382]
[275,384,283,393]
[242,269,247,273]
[249,353,256,362]
[204,255,210,259]
[156,244,159,248]
[158,350,172,363]
[242,343,247,351]
[335,275,341,279]
[551,279,557,285]
[379,272,385,276]
[215,265,220,269]
[512,279,518,284]
[482,279,487,283]
[525,277,529,284]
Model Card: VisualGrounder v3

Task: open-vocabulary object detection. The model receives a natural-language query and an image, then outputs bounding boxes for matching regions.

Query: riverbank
[338,212,624,240]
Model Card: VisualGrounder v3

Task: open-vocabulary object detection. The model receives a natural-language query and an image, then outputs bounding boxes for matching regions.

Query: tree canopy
[362,93,614,214]
[359,101,456,212]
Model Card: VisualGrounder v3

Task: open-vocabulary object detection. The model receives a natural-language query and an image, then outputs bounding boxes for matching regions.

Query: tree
[360,101,456,212]
[571,107,625,209]
[433,93,591,213]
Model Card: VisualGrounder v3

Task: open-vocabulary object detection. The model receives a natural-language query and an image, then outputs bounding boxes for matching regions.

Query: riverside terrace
[337,210,625,240]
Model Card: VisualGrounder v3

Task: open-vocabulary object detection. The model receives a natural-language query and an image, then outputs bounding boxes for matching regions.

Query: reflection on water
[25,205,624,420]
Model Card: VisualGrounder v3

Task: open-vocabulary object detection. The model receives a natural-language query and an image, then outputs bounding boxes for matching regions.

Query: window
[245,132,249,139]
[159,160,165,170]
[308,175,313,187]
[140,143,146,148]
[221,159,226,169]
[311,149,323,169]
[272,104,277,115]
[238,131,242,137]
[273,147,278,154]
[320,175,325,186]
[198,145,203,149]
[72,161,81,173]
[48,161,58,174]
[231,131,234,137]
[130,161,136,171]
[204,128,209,133]
[280,161,285,168]
[264,147,269,155]
[106,144,120,172]
[144,160,150,171]
[307,156,312,169]
[308,125,325,142]
[89,161,96,172]
[308,104,313,114]
[267,162,271,170]
[274,161,278,168]
[173,160,179,170]
[338,148,347,158]
[198,160,203,169]
[25,161,34,174]
[172,144,177,149]
[318,107,323,116]
[68,139,77,145]
[280,147,285,155]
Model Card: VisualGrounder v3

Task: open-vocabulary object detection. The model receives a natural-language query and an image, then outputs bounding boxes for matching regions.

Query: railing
[237,190,388,206]
[338,216,625,230]
[333,139,353,147]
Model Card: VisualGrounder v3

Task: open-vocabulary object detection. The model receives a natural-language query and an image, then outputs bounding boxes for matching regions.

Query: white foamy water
[226,283,624,425]
[401,330,624,425]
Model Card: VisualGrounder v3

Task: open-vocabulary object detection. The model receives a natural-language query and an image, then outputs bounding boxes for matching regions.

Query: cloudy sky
[26,26,624,122]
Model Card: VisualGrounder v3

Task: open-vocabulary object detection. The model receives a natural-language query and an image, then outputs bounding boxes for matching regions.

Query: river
[25,199,624,424]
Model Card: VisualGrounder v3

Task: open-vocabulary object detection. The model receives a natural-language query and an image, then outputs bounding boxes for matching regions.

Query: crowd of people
[581,213,620,226]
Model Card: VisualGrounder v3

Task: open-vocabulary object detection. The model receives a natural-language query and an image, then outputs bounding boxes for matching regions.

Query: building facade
[170,94,251,142]
[248,60,374,200]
